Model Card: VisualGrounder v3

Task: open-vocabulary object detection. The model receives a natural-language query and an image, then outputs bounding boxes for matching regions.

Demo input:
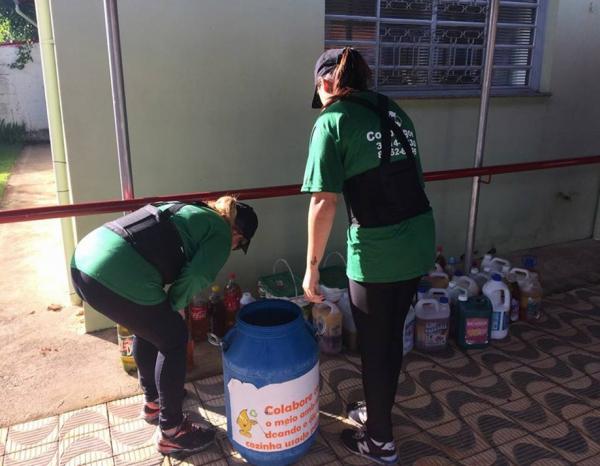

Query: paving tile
[467,374,527,406]
[561,374,600,407]
[395,432,455,465]
[522,332,577,357]
[319,379,335,397]
[5,417,59,454]
[497,397,562,433]
[2,441,58,466]
[58,404,109,441]
[58,428,112,466]
[342,352,361,368]
[577,456,600,466]
[434,385,495,418]
[200,396,228,427]
[112,445,168,466]
[403,351,437,373]
[388,405,422,441]
[318,387,345,419]
[395,372,428,402]
[534,421,600,462]
[422,342,468,364]
[395,393,457,430]
[569,411,600,444]
[318,419,372,465]
[423,418,491,460]
[408,365,462,393]
[436,355,493,383]
[491,334,553,363]
[499,366,558,396]
[532,386,594,421]
[107,396,146,427]
[319,359,362,393]
[110,418,157,455]
[463,408,530,448]
[294,433,337,466]
[460,447,513,466]
[498,435,571,465]
[557,350,600,376]
[526,353,587,384]
[468,349,525,375]
[169,439,224,465]
[193,375,225,401]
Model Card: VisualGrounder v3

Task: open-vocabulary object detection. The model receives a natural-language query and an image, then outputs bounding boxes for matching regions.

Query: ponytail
[323,47,371,108]
[207,195,237,227]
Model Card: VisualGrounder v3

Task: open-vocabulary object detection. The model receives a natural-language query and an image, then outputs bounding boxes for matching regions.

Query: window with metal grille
[325,0,547,97]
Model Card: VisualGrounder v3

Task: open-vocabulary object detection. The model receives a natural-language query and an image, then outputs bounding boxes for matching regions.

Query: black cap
[311,48,345,109]
[234,202,258,254]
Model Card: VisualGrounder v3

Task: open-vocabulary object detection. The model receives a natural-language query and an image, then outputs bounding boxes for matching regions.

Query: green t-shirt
[71,204,231,311]
[301,91,435,283]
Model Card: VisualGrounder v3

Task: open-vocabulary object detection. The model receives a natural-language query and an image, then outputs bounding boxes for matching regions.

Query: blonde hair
[207,195,237,227]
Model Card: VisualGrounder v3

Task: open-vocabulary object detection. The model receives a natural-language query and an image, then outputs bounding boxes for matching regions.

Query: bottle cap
[470,267,479,274]
[229,272,236,280]
[458,294,468,302]
[448,281,456,288]
[454,270,464,277]
[439,296,449,304]
[492,273,502,281]
[448,256,456,264]
[437,245,443,252]
[211,285,220,292]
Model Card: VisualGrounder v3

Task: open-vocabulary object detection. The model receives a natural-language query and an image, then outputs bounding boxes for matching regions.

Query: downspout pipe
[103,0,134,201]
[594,185,600,241]
[464,0,500,270]
[34,0,80,305]
[14,0,37,28]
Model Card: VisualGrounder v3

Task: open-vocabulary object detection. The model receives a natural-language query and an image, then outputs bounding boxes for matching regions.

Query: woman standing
[71,197,258,458]
[302,48,435,465]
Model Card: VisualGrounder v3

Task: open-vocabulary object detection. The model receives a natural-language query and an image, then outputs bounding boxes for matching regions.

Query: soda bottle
[435,246,447,270]
[209,285,226,338]
[117,324,137,373]
[224,273,242,330]
[189,293,210,342]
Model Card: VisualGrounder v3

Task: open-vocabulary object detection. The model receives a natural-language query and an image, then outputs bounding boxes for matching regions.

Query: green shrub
[0,119,26,144]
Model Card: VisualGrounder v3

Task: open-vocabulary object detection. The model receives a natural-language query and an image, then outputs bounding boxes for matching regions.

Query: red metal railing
[1,155,599,224]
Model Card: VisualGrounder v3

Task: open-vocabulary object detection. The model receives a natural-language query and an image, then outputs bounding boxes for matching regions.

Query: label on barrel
[227,363,320,452]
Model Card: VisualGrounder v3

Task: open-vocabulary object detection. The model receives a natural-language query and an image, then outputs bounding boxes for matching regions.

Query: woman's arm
[303,192,338,302]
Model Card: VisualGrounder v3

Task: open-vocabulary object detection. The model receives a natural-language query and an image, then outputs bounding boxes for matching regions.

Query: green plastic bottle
[456,295,493,349]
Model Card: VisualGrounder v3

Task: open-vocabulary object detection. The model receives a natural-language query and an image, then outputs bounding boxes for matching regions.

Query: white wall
[0,44,48,132]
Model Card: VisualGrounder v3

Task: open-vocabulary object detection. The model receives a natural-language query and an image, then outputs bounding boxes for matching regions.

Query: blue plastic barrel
[221,299,319,466]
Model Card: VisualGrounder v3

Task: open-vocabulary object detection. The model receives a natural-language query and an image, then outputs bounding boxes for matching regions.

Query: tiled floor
[2,285,600,465]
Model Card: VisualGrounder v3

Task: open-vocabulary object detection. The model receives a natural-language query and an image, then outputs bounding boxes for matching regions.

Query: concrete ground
[0,145,139,428]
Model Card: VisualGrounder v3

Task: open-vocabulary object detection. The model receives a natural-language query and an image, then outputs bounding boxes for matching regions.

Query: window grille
[324,0,547,96]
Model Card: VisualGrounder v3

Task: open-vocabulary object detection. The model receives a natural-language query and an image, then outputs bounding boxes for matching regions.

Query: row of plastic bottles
[403,250,543,354]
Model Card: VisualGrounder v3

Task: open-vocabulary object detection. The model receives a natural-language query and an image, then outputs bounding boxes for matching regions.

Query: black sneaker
[346,400,367,426]
[341,428,398,465]
[156,414,216,458]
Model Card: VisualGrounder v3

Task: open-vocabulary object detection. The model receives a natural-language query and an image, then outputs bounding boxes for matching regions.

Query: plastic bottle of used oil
[117,324,137,373]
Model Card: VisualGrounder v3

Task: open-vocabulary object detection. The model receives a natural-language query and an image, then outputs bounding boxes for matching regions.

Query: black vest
[105,202,205,284]
[342,93,431,228]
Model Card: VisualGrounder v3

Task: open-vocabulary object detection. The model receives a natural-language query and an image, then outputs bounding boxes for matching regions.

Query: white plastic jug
[427,272,450,289]
[239,292,256,307]
[403,306,416,355]
[469,267,488,290]
[483,273,511,339]
[426,287,449,301]
[453,276,480,297]
[447,282,469,307]
[490,257,511,274]
[480,254,494,271]
[415,298,450,351]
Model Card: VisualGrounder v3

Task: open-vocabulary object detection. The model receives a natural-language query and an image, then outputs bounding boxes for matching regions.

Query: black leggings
[71,269,187,430]
[349,276,420,442]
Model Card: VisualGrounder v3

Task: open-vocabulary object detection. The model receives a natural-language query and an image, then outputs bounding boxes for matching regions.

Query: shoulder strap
[343,94,415,162]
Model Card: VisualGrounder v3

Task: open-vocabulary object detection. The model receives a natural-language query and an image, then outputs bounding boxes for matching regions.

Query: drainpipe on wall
[14,0,37,28]
[34,0,80,305]
[594,187,600,241]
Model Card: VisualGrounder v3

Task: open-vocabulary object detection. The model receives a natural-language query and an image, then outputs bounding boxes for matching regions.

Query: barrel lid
[492,273,502,281]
